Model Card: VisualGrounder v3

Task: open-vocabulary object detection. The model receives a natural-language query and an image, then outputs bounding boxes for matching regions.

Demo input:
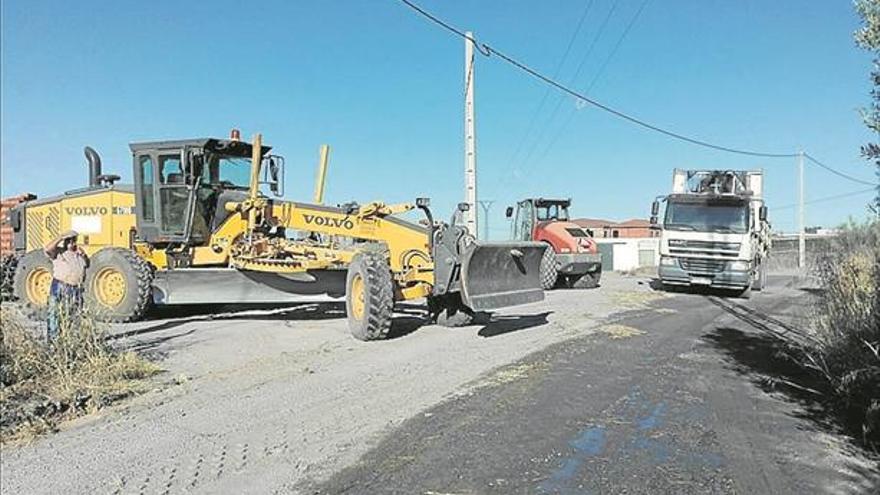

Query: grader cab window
[138,156,155,221]
[158,154,189,233]
[204,154,252,189]
[160,155,184,184]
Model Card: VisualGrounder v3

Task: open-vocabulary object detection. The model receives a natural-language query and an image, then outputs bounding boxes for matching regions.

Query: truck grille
[679,258,726,274]
[669,239,740,258]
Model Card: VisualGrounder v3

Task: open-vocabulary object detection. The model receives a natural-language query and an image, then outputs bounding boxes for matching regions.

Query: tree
[854,0,880,213]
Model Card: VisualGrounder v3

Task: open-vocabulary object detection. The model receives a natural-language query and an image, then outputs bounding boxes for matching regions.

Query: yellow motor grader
[7,133,545,339]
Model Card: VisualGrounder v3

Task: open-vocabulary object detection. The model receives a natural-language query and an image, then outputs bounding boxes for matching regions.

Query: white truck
[650,169,770,296]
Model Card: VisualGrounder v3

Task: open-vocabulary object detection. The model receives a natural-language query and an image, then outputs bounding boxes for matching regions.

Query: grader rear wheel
[93,267,128,307]
[85,248,153,322]
[345,247,393,341]
[12,250,53,318]
[1,254,21,302]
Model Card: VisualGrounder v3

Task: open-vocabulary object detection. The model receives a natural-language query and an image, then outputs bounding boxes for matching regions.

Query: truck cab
[652,169,770,295]
[506,198,602,289]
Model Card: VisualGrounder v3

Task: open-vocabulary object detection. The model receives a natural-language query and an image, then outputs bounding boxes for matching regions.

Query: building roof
[573,218,651,228]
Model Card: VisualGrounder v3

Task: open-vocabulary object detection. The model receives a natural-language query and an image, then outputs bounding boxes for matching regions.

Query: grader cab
[9,133,546,340]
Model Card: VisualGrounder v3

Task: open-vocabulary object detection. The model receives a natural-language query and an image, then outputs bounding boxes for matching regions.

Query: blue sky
[2,0,876,236]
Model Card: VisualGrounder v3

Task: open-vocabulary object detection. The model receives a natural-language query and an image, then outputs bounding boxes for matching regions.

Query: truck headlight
[728,260,750,271]
[660,256,677,266]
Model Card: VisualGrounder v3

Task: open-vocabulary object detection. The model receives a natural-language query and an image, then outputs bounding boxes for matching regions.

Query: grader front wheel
[345,248,393,341]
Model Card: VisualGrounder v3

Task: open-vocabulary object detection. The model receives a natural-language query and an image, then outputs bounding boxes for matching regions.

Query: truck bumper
[658,261,750,290]
[555,253,602,275]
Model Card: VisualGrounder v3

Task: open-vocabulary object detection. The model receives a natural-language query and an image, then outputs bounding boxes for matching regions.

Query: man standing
[44,230,89,340]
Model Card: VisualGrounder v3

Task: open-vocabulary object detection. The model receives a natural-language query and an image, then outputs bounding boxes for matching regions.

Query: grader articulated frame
[9,132,545,340]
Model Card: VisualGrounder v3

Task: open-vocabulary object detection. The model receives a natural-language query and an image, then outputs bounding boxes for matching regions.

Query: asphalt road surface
[1,272,878,494]
[313,275,880,495]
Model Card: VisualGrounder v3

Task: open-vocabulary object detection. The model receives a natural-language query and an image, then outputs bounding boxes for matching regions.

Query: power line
[803,153,877,186]
[506,0,596,168]
[396,0,799,159]
[527,0,651,178]
[508,0,617,177]
[395,0,880,189]
[772,187,876,211]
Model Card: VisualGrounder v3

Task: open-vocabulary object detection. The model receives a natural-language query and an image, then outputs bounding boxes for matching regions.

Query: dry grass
[608,290,669,311]
[0,305,159,445]
[799,221,880,447]
[597,324,646,340]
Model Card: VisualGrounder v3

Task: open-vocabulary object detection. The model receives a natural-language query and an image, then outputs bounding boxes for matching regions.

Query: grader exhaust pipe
[84,146,102,187]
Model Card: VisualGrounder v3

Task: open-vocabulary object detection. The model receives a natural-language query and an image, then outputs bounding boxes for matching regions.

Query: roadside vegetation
[0,306,158,445]
[797,222,880,447]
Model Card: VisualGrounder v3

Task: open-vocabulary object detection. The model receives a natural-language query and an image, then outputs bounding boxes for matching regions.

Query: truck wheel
[428,293,475,327]
[569,269,602,289]
[751,261,767,291]
[85,248,153,322]
[346,247,393,341]
[12,250,53,318]
[539,245,558,290]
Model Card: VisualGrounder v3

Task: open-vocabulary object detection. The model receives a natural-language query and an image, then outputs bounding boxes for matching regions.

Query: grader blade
[459,241,545,311]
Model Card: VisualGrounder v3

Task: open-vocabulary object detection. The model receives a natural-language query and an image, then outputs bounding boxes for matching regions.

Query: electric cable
[506,0,596,167]
[772,187,876,211]
[397,0,799,159]
[396,0,879,187]
[804,153,877,186]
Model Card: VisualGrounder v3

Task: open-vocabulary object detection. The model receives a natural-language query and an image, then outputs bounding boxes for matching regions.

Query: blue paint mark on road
[538,426,605,494]
[636,402,666,430]
[569,427,606,456]
[633,437,671,463]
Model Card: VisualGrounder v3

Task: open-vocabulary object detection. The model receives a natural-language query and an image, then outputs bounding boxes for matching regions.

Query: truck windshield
[664,202,748,234]
[536,204,569,221]
[205,154,252,189]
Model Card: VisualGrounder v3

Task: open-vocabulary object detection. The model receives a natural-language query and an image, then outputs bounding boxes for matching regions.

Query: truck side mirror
[650,215,658,226]
[651,200,660,216]
[759,205,767,221]
[458,202,470,212]
[505,206,513,218]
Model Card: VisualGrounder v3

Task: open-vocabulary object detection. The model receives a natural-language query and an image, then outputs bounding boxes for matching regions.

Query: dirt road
[1,272,877,494]
[1,273,656,494]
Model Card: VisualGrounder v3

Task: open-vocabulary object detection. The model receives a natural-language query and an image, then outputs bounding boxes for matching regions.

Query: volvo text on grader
[7,132,546,340]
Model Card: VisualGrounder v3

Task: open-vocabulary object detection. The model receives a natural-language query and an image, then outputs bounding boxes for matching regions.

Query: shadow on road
[704,327,880,482]
[645,277,744,298]
[114,301,443,346]
[110,302,348,340]
[478,312,551,338]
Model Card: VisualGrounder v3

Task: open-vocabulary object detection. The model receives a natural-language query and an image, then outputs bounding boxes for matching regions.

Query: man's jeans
[47,279,83,341]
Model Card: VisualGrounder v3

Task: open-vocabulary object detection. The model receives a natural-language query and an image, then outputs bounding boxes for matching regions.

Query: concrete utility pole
[463,31,478,236]
[478,200,495,240]
[798,151,806,269]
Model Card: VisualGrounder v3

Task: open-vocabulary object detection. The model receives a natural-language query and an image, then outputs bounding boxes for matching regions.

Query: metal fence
[767,236,835,272]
